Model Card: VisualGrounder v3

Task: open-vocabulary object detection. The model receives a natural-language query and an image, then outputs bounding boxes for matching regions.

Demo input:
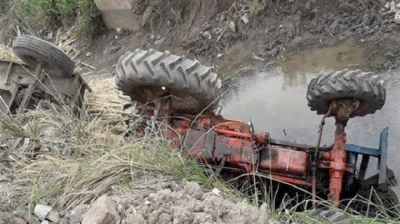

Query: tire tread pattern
[307,69,385,117]
[12,35,75,77]
[115,49,221,113]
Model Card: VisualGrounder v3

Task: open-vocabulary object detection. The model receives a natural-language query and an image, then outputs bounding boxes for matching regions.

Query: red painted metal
[214,128,253,139]
[269,174,313,187]
[258,145,309,176]
[136,99,357,206]
[326,123,347,205]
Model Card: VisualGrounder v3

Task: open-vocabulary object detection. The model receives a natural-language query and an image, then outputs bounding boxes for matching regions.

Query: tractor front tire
[307,69,385,117]
[115,49,221,113]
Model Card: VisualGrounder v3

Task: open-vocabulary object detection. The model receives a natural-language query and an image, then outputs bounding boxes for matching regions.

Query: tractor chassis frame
[133,96,389,206]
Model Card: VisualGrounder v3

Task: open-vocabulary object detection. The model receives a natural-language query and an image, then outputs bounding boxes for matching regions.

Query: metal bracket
[214,105,223,116]
[17,62,45,113]
[204,130,216,159]
[378,127,388,184]
[345,127,389,184]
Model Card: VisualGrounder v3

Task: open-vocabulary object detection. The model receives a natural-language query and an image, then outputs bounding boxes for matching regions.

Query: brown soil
[80,0,400,78]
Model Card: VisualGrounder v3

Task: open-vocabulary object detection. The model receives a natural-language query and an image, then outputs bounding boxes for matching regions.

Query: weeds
[12,108,234,212]
[0,78,234,213]
[0,0,103,40]
[133,0,195,29]
[244,0,269,15]
[0,44,18,60]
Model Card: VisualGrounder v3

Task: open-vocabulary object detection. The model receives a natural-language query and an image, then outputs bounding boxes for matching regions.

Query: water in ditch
[221,38,400,198]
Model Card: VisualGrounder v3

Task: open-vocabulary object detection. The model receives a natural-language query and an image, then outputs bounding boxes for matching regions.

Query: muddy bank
[80,0,400,77]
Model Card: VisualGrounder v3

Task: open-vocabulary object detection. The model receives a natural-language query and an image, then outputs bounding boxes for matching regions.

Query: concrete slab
[94,0,140,30]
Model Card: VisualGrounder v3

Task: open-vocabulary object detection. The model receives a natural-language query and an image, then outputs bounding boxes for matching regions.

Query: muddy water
[280,38,387,75]
[221,39,400,195]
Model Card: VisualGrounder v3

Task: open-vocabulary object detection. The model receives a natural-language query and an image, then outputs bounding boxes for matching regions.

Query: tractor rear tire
[115,49,221,113]
[13,35,75,77]
[307,69,385,117]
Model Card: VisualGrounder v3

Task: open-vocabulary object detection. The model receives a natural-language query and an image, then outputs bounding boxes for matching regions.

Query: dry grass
[0,78,235,214]
[85,78,134,120]
[0,0,103,39]
[0,44,19,61]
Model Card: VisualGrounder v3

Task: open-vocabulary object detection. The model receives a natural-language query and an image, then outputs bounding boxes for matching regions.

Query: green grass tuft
[0,0,103,39]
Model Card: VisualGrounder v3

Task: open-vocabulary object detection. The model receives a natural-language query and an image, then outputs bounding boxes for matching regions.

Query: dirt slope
[82,0,400,77]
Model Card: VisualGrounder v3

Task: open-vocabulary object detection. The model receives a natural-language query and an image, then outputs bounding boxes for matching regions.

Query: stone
[228,21,236,32]
[34,204,52,221]
[93,0,140,30]
[184,182,202,199]
[158,213,172,223]
[81,195,121,224]
[211,188,221,197]
[395,10,400,24]
[14,211,41,224]
[41,221,49,224]
[117,204,124,213]
[241,13,249,24]
[9,218,26,224]
[391,1,396,11]
[60,204,90,224]
[201,31,212,40]
[127,214,145,224]
[46,210,61,223]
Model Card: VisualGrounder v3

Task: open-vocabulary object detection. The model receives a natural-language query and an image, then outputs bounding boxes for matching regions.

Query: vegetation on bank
[0,0,103,39]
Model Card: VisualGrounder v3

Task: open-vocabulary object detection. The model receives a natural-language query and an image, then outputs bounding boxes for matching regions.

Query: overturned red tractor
[115,49,391,207]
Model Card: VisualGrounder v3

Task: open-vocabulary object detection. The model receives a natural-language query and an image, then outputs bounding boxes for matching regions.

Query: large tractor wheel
[115,49,221,113]
[307,69,385,117]
[13,35,75,77]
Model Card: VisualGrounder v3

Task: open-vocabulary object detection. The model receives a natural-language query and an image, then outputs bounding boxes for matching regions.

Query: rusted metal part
[134,96,382,206]
[259,145,308,176]
[319,154,356,174]
[312,107,331,207]
[255,132,269,145]
[17,61,44,113]
[214,128,252,139]
[269,174,312,187]
[327,123,347,205]
[0,61,18,112]
[330,99,361,121]
[325,99,360,205]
